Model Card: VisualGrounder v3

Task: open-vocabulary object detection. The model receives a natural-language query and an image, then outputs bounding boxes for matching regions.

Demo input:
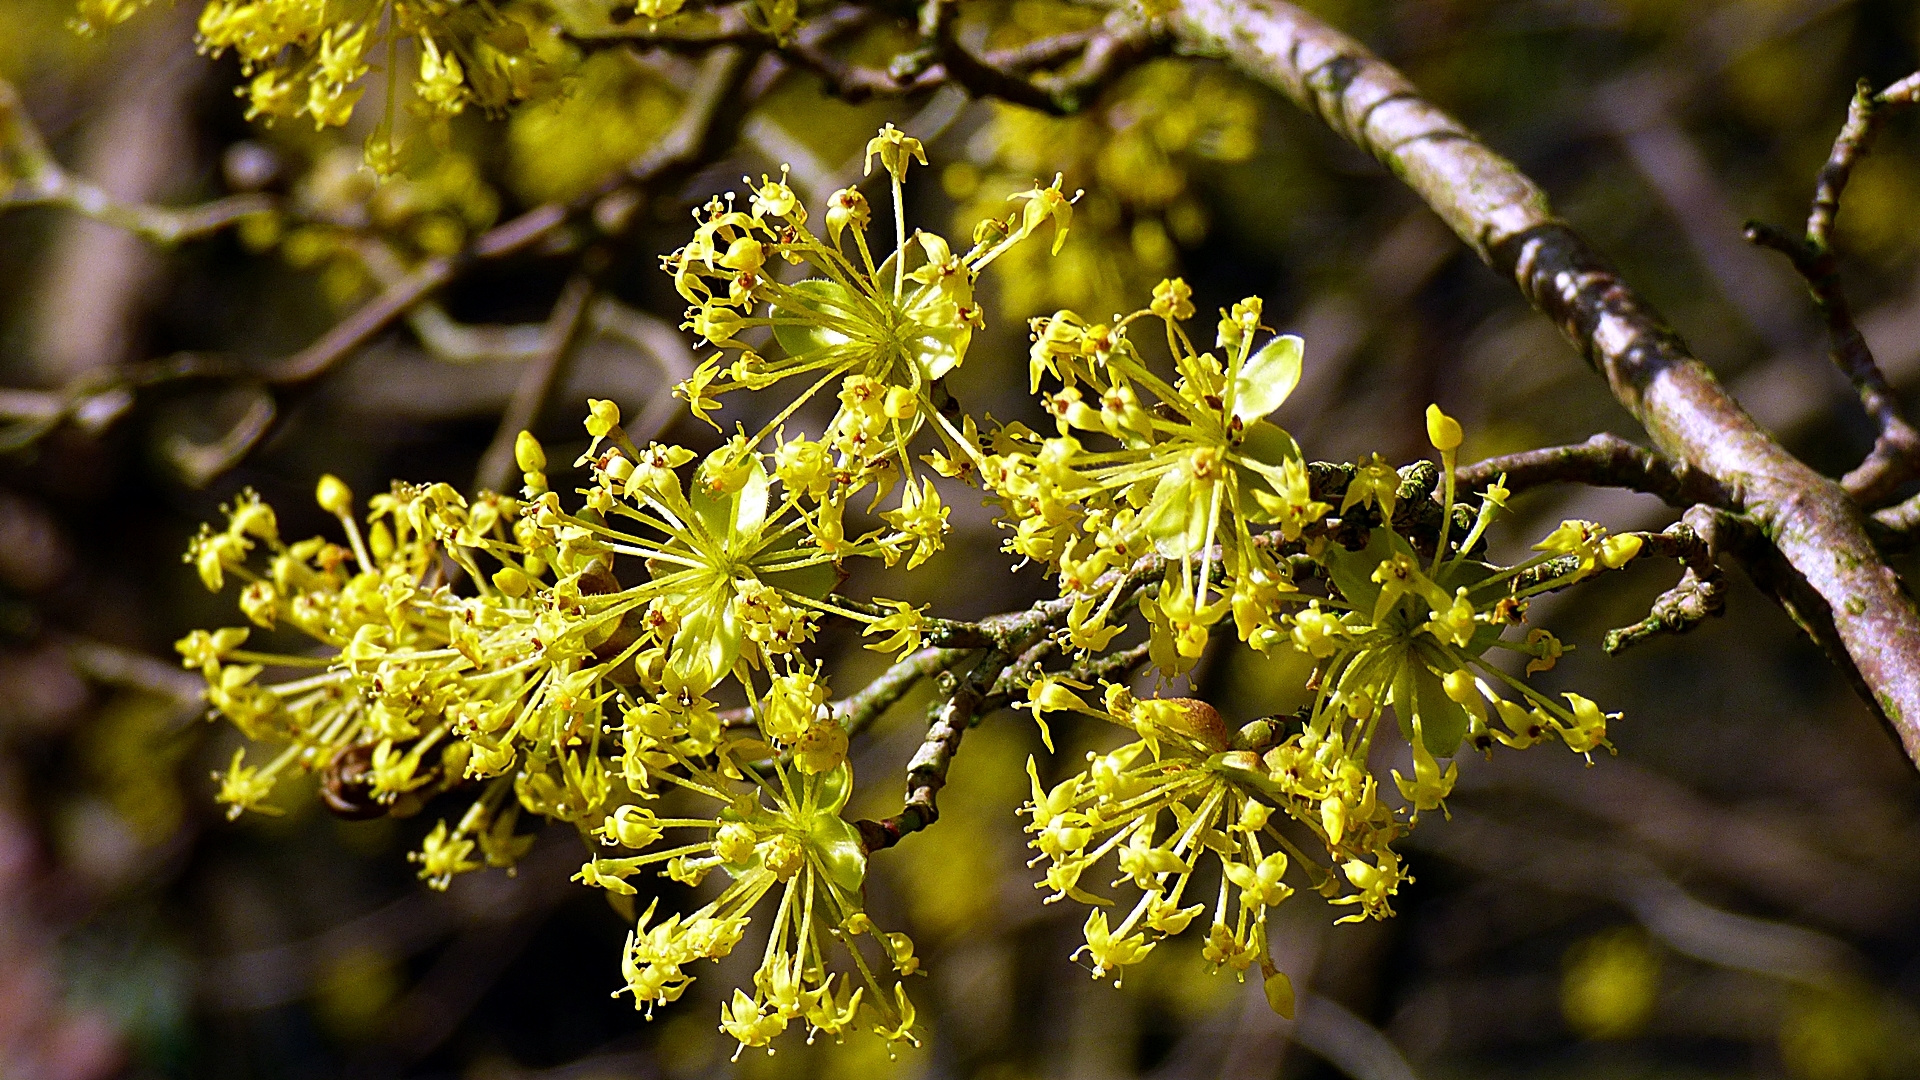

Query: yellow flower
[861,600,927,662]
[1223,852,1294,908]
[1017,675,1094,752]
[413,821,481,889]
[824,186,870,246]
[1341,453,1400,518]
[1150,276,1195,320]
[1076,910,1156,984]
[212,747,281,820]
[176,627,249,670]
[863,123,927,184]
[1425,403,1463,452]
[870,983,921,1047]
[882,479,949,569]
[720,990,787,1055]
[1010,174,1080,255]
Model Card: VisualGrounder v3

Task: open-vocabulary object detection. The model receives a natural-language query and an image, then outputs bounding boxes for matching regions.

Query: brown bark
[1170,0,1920,760]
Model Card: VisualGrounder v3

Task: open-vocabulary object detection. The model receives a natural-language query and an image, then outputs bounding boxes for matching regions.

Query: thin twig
[0,78,272,244]
[855,645,1011,853]
[857,631,1155,854]
[982,28,1104,71]
[1743,72,1920,507]
[275,42,747,391]
[1455,432,1726,507]
[838,647,972,738]
[1414,806,1862,990]
[474,275,596,494]
[718,646,971,734]
[928,0,1161,116]
[760,0,1160,114]
[1602,510,1728,654]
[0,46,756,475]
[1292,995,1424,1080]
[61,635,205,711]
[982,640,1152,713]
[780,7,947,102]
[1870,490,1920,550]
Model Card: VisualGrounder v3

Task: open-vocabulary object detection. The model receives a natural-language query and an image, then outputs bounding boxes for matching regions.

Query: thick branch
[1169,0,1920,762]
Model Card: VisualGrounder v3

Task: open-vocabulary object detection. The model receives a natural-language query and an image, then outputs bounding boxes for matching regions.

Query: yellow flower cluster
[257,145,501,291]
[664,127,1071,562]
[75,0,570,171]
[506,49,681,205]
[1011,384,1633,996]
[983,281,1317,674]
[1020,689,1309,1012]
[178,127,1642,1052]
[181,394,944,1051]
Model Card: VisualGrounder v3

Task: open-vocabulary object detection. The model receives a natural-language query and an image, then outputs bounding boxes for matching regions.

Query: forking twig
[0,79,272,244]
[1744,72,1920,508]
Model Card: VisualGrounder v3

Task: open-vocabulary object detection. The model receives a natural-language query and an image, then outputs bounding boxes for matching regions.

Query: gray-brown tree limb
[1167,0,1920,764]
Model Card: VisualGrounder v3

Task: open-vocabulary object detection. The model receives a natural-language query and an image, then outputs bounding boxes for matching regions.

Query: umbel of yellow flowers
[179,128,1626,1055]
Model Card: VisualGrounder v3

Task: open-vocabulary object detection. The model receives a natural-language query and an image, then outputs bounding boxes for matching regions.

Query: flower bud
[239,581,277,628]
[882,386,917,420]
[492,565,531,597]
[603,805,663,849]
[717,236,767,273]
[715,822,757,865]
[585,399,621,439]
[1150,277,1195,321]
[1264,970,1296,1019]
[1442,669,1478,705]
[601,453,634,485]
[826,187,871,244]
[882,931,919,975]
[514,430,547,473]
[1344,687,1375,720]
[1425,404,1463,452]
[1600,533,1643,570]
[794,721,848,775]
[316,474,353,517]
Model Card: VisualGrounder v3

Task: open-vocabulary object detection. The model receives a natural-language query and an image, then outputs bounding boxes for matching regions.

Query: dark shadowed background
[4,1,1920,1078]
